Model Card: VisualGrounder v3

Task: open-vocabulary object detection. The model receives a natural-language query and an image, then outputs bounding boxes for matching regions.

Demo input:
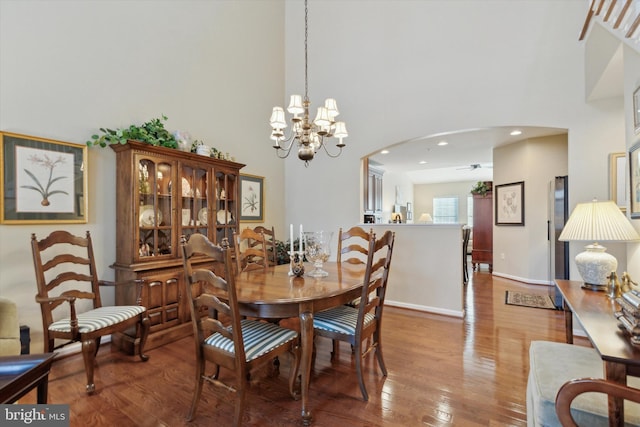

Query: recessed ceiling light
[437,141,448,146]
[510,130,522,136]
[381,149,389,154]
[419,160,427,164]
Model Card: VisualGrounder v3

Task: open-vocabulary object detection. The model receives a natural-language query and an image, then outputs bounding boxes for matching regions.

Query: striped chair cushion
[313,305,374,335]
[204,319,298,362]
[48,305,146,333]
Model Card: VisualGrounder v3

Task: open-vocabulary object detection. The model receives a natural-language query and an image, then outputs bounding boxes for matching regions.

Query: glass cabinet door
[136,157,174,260]
[180,164,209,241]
[214,171,237,244]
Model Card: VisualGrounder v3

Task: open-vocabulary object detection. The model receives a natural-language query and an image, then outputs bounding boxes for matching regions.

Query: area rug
[505,291,557,310]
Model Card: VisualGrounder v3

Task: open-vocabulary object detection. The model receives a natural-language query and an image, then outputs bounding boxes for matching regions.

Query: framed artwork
[1,131,87,224]
[630,142,640,219]
[239,174,264,222]
[634,86,640,134]
[495,181,524,226]
[609,152,627,212]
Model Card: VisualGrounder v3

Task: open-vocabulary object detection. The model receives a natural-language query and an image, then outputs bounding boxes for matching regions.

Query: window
[433,196,459,224]
[467,195,473,227]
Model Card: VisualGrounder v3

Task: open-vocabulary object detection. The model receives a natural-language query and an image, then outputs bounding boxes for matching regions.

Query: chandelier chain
[304,0,309,101]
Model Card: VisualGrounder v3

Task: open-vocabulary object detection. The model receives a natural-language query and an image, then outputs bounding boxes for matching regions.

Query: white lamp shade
[287,95,304,115]
[558,200,640,242]
[314,106,331,127]
[333,121,348,138]
[324,98,339,119]
[419,213,433,222]
[559,199,640,288]
[269,107,287,129]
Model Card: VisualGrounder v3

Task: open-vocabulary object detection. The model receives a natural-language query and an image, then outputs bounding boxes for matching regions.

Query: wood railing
[579,0,640,42]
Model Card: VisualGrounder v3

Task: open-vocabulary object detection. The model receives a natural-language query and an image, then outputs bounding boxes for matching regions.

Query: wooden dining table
[233,261,367,426]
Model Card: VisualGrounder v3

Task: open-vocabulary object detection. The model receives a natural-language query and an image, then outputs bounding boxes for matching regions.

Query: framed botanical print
[495,181,524,226]
[239,174,264,222]
[1,131,87,223]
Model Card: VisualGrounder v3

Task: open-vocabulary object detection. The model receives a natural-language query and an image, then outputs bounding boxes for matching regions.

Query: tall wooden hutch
[471,184,493,272]
[110,140,244,353]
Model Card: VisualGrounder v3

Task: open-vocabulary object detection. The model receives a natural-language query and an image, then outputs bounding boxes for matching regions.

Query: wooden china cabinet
[109,140,244,353]
[471,185,493,273]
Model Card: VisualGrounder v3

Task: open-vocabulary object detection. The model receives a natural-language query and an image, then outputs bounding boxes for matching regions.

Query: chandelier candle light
[289,224,305,276]
[269,0,348,166]
[558,199,640,291]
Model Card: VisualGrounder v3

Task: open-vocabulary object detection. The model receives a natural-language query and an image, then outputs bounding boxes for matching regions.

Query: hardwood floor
[19,270,586,426]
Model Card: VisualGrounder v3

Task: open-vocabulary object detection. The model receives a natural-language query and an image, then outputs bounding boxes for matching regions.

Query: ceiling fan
[457,163,493,170]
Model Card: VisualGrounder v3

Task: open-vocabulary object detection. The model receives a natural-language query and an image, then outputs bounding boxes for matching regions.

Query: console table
[0,353,55,403]
[556,279,640,426]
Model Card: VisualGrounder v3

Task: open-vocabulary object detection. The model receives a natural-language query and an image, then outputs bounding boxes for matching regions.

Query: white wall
[0,0,286,352]
[492,135,568,283]
[282,1,638,284]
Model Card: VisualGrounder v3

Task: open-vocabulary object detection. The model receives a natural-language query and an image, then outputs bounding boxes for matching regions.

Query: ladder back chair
[31,230,150,393]
[233,228,269,274]
[180,234,300,425]
[313,229,395,401]
[336,226,374,265]
[251,226,277,266]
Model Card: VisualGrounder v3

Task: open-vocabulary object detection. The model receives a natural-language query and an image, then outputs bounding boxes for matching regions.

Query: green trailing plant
[87,115,177,149]
[470,181,491,196]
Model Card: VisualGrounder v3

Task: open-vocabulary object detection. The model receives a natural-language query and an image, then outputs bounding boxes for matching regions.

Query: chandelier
[269,0,348,166]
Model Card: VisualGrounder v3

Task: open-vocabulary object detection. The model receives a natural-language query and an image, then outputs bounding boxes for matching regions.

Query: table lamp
[558,199,640,291]
[418,213,433,223]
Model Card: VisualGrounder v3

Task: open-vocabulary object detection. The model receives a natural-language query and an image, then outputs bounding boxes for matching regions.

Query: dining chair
[336,226,373,265]
[233,228,269,274]
[251,226,277,266]
[462,226,471,284]
[313,229,395,401]
[30,230,150,393]
[180,234,300,425]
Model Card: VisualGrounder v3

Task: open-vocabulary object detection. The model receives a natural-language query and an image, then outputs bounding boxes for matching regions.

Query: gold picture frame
[609,152,626,212]
[0,131,87,224]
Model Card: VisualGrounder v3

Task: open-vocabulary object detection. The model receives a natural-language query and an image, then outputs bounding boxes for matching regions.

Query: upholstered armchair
[0,297,21,356]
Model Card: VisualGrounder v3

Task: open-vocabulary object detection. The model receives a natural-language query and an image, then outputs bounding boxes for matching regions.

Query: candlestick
[290,224,294,254]
[299,225,303,252]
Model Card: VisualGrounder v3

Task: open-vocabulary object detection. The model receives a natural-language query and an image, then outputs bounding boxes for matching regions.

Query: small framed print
[495,181,524,226]
[634,86,640,134]
[239,174,264,222]
[609,152,626,212]
[630,142,640,219]
[0,131,87,224]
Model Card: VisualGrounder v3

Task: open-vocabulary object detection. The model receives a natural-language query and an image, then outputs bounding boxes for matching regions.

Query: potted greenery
[470,181,492,196]
[86,115,177,148]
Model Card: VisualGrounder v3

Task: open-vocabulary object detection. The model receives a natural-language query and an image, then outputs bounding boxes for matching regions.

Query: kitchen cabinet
[471,190,493,272]
[365,166,384,213]
[109,140,244,353]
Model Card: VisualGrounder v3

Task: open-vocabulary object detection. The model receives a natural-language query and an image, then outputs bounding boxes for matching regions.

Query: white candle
[300,224,303,252]
[290,224,294,253]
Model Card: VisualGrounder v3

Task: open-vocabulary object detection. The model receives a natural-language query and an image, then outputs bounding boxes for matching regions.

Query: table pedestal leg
[300,310,313,426]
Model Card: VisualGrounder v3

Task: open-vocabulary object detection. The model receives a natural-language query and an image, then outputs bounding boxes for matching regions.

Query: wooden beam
[613,0,632,29]
[625,10,640,37]
[579,0,597,41]
[595,0,605,15]
[604,0,617,22]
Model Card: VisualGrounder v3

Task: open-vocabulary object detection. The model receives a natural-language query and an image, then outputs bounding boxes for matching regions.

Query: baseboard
[491,271,553,286]
[386,300,464,318]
